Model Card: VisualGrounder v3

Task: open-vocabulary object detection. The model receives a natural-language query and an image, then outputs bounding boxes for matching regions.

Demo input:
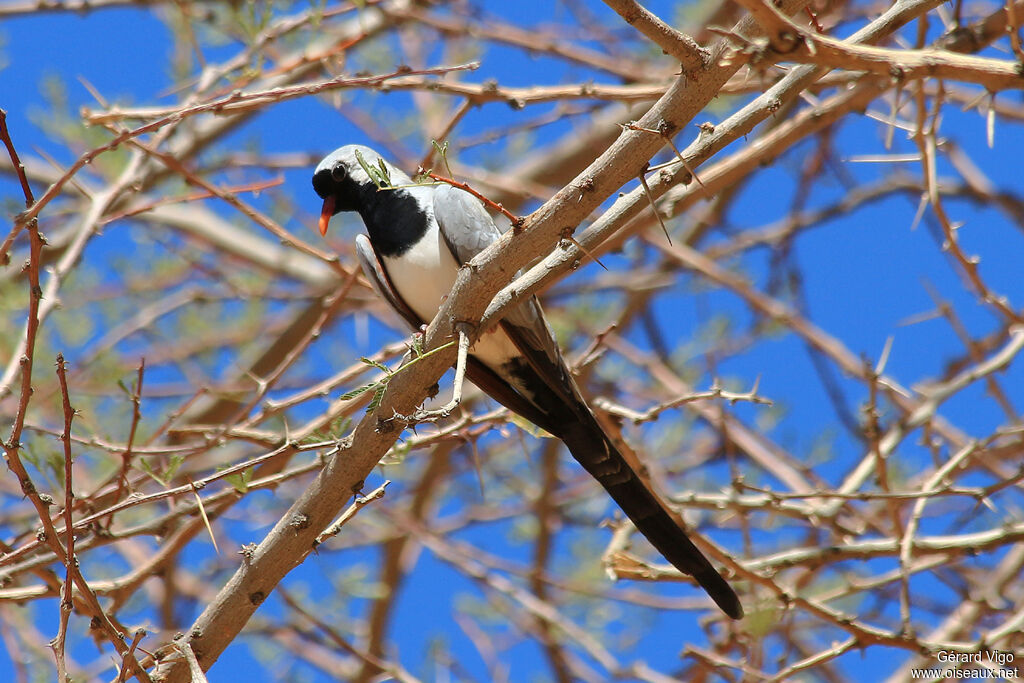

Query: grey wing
[355,234,422,332]
[432,184,579,404]
[431,183,502,265]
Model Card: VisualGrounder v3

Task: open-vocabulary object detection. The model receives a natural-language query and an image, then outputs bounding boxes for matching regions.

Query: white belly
[383,228,521,369]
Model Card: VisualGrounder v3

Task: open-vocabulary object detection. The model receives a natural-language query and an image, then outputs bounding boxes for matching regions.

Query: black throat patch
[359,185,431,259]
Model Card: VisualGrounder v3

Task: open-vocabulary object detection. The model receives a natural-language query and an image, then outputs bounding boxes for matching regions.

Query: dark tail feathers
[560,419,743,619]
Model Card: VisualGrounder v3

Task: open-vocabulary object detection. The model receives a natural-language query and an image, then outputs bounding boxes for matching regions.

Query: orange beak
[318,195,335,236]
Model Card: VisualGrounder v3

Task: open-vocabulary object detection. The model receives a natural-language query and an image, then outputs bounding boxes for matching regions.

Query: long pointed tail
[560,419,743,619]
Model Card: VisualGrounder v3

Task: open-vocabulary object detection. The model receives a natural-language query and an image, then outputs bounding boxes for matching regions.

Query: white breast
[383,223,521,369]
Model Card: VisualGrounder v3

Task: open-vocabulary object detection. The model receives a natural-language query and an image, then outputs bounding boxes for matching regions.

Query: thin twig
[50,354,76,682]
[423,171,524,229]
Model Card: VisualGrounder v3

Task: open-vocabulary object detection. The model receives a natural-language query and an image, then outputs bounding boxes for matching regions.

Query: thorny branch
[1,1,1023,681]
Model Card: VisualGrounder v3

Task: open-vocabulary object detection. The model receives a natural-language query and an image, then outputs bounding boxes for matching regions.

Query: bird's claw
[392,403,457,424]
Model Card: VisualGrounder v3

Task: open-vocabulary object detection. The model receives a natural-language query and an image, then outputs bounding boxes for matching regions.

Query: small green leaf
[339,382,376,402]
[354,149,392,189]
[222,466,254,494]
[409,335,425,357]
[138,458,167,487]
[302,415,353,444]
[360,357,392,374]
[367,386,386,412]
[432,139,453,177]
[165,454,185,480]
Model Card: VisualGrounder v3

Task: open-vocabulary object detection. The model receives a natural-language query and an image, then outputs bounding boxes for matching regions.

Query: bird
[312,145,742,619]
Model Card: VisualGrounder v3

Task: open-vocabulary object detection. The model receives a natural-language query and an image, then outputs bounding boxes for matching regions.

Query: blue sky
[2,1,1023,681]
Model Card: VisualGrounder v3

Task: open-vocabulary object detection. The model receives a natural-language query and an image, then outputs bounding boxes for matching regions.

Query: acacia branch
[734,0,1024,91]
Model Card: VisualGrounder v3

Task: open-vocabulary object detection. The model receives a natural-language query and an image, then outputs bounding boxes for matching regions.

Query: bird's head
[312,145,409,236]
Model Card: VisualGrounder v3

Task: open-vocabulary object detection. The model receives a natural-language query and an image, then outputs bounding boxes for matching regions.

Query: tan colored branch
[734,0,1024,91]
[602,0,709,72]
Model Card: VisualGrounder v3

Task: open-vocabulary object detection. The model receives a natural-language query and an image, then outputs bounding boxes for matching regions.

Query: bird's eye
[331,163,346,181]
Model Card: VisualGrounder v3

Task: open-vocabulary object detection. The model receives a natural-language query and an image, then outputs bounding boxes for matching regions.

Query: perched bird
[312,145,742,619]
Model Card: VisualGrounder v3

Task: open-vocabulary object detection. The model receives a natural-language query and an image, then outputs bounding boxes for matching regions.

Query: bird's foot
[391,323,472,424]
[392,401,458,424]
